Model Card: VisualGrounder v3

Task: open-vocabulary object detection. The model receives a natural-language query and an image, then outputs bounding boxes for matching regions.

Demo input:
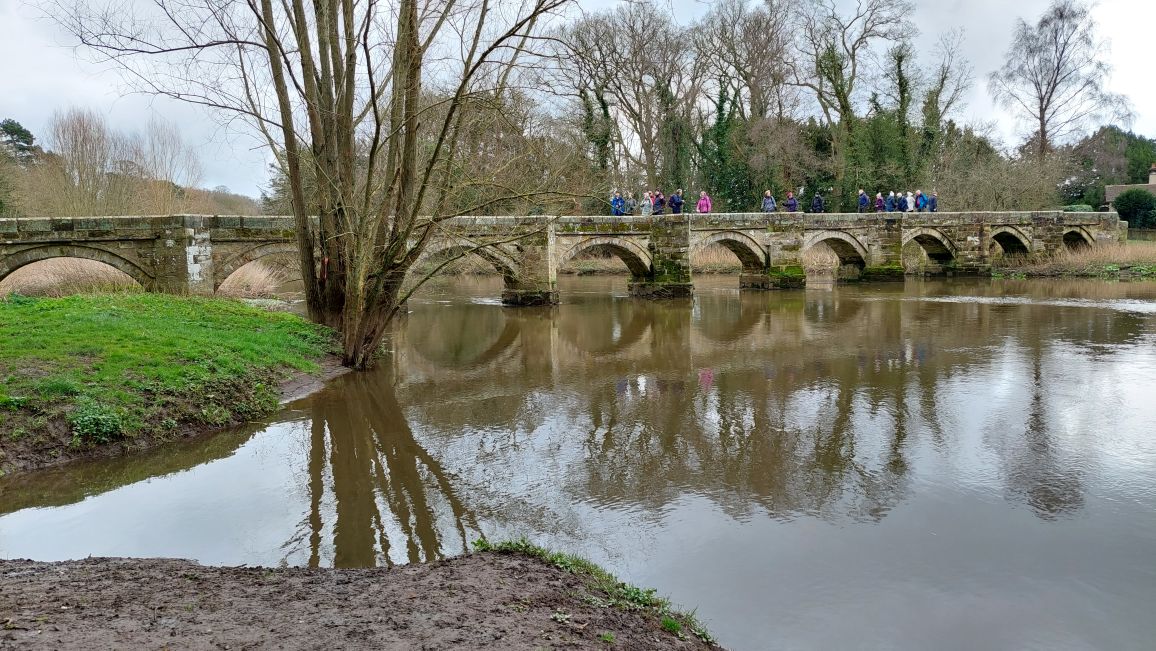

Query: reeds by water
[0,259,290,298]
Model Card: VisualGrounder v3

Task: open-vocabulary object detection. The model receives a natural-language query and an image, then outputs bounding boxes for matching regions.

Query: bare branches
[988,0,1132,160]
[788,0,915,126]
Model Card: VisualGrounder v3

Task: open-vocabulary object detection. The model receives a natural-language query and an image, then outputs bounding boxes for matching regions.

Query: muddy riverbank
[0,550,717,650]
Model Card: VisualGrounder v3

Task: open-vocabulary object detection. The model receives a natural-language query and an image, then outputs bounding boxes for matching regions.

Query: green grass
[0,293,335,448]
[473,537,714,645]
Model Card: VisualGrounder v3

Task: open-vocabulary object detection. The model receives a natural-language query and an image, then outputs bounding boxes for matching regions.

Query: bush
[1062,204,1094,212]
[1115,189,1156,225]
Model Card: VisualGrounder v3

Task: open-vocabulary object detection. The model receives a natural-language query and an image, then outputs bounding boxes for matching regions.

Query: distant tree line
[0,110,260,217]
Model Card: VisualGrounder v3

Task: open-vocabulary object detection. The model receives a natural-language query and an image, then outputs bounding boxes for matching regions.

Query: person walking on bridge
[762,190,777,212]
[875,193,885,212]
[696,190,712,214]
[610,191,625,216]
[670,189,685,214]
[653,191,666,215]
[857,189,869,213]
[784,191,798,212]
[929,191,938,212]
[885,191,895,212]
[640,191,653,217]
[811,192,825,213]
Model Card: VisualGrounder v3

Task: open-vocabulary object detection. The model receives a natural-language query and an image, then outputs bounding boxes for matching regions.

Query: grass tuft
[473,537,715,644]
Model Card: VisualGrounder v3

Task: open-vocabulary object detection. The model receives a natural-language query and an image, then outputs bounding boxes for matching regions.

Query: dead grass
[998,241,1156,276]
[800,244,840,272]
[0,259,139,297]
[0,258,292,298]
[217,262,292,298]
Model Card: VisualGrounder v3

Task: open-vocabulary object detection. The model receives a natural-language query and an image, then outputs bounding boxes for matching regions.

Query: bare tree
[788,0,914,194]
[129,118,204,214]
[56,0,573,368]
[789,0,914,127]
[988,0,1130,161]
[26,108,136,216]
[560,1,705,189]
[694,0,795,122]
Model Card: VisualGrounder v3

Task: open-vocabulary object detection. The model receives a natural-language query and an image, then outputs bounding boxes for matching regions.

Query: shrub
[1062,204,1094,212]
[70,399,125,444]
[1114,189,1156,225]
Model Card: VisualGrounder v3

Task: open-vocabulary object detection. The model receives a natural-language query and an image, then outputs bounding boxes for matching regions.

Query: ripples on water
[3,276,1156,650]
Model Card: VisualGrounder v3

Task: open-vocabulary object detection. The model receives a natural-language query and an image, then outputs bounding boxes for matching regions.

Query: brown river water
[3,276,1156,650]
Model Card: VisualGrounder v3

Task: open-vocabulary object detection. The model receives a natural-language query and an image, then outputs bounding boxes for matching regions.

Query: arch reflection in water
[285,371,479,568]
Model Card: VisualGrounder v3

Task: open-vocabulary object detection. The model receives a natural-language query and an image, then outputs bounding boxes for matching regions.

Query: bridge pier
[630,215,693,299]
[500,226,559,307]
[150,219,216,295]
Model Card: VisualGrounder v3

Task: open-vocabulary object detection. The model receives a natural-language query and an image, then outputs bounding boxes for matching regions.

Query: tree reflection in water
[286,370,478,568]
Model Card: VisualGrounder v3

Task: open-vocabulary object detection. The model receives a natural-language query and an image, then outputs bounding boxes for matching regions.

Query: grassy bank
[0,293,336,476]
[994,241,1156,278]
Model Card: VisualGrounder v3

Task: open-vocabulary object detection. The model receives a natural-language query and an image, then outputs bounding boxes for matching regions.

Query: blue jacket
[653,196,666,214]
[610,196,625,216]
[762,196,777,212]
[928,196,938,212]
[858,193,869,211]
[669,194,684,214]
[810,194,824,213]
[884,195,895,212]
[898,196,908,212]
[784,196,798,212]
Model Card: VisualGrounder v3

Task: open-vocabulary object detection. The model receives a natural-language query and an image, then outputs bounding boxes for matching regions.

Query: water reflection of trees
[284,371,479,568]
[391,279,1152,525]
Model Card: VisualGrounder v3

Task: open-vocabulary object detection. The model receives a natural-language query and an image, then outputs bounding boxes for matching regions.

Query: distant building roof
[1106,183,1156,203]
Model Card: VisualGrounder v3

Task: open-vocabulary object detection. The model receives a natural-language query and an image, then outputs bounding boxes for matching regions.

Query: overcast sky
[2,0,1153,198]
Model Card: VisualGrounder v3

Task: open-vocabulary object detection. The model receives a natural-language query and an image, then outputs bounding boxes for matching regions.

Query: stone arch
[692,231,766,272]
[414,242,522,286]
[989,226,1031,256]
[802,230,870,267]
[556,237,652,278]
[1062,228,1093,249]
[215,242,301,290]
[0,245,151,287]
[902,227,957,264]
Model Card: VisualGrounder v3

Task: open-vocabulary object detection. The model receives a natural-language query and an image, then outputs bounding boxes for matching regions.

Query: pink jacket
[696,195,712,213]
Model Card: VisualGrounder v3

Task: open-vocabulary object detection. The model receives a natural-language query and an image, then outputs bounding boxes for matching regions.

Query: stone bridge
[0,211,1125,304]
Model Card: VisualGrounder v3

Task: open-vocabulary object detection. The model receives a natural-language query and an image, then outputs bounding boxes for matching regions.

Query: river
[3,276,1156,650]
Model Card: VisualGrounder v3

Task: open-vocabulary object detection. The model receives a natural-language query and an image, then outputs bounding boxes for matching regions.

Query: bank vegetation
[995,240,1156,278]
[0,293,336,476]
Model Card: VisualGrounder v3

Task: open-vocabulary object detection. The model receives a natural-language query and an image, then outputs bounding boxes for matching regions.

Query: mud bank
[0,552,719,650]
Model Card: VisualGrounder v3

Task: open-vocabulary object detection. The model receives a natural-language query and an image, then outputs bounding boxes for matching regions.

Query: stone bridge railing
[0,211,1126,304]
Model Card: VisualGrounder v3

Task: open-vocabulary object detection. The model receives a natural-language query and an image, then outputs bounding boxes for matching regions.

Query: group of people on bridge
[609,187,940,216]
[611,189,713,216]
[858,189,939,213]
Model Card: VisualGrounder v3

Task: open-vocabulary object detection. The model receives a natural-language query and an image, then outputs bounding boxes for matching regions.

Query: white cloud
[2,0,1153,197]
